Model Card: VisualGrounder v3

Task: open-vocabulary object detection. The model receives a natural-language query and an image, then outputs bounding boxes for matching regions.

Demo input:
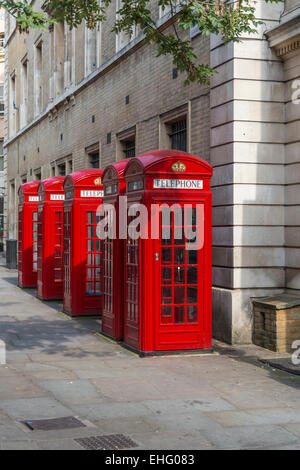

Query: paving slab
[129,430,214,450]
[0,423,30,441]
[91,376,217,403]
[36,438,82,450]
[71,402,150,421]
[0,440,40,450]
[216,385,286,410]
[206,408,300,427]
[92,416,158,436]
[264,443,300,450]
[143,397,236,414]
[0,365,21,377]
[145,409,222,434]
[0,397,74,420]
[0,376,48,399]
[283,423,300,438]
[201,424,299,450]
[37,380,103,405]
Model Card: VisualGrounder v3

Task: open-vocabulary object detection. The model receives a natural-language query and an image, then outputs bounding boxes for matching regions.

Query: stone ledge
[253,294,300,310]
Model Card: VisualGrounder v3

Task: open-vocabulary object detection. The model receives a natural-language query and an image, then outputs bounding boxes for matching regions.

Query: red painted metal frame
[18,181,40,288]
[101,159,129,340]
[63,169,104,316]
[123,150,213,355]
[37,177,65,300]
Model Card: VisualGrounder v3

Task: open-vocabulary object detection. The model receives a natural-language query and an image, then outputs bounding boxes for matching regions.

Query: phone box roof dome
[18,180,40,198]
[63,169,104,191]
[38,176,65,195]
[124,150,213,177]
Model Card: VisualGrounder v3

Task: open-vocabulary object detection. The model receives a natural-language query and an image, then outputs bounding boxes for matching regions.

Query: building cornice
[266,13,300,58]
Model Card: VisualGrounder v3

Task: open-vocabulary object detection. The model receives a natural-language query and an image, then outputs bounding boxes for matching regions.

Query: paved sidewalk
[0,261,300,450]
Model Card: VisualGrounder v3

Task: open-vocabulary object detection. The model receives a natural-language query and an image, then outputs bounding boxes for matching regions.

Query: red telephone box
[123,150,213,355]
[101,159,129,339]
[18,181,40,288]
[37,176,65,300]
[63,169,104,316]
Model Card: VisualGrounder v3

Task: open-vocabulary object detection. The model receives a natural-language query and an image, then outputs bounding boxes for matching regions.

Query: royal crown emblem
[94,177,102,185]
[172,161,186,172]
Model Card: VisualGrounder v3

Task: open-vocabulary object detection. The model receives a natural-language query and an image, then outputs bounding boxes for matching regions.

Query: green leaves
[0,0,51,30]
[42,0,107,28]
[1,0,284,85]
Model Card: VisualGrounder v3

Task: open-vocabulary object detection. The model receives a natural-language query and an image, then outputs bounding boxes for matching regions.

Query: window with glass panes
[37,208,43,275]
[123,139,136,159]
[54,211,64,282]
[89,152,100,168]
[0,141,4,171]
[86,212,102,295]
[126,219,139,324]
[57,163,66,177]
[169,118,187,152]
[64,209,71,295]
[18,207,23,271]
[0,197,3,251]
[103,209,113,313]
[160,207,198,325]
[32,212,38,271]
[0,84,4,116]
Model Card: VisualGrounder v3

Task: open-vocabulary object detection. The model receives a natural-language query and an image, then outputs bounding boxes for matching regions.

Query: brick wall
[4,1,211,240]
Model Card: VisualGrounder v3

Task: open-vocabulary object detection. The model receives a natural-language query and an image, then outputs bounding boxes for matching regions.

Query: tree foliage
[0,0,284,84]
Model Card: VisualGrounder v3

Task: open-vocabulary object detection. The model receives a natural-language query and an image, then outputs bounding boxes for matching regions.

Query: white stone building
[211,0,300,343]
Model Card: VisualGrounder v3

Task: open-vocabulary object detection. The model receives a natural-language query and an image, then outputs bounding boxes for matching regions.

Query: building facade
[211,0,300,343]
[4,0,300,344]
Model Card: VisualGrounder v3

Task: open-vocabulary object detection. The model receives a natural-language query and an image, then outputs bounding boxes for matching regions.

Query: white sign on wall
[29,196,39,202]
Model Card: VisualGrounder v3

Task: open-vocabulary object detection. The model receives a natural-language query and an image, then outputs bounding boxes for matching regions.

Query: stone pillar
[54,23,65,98]
[210,2,286,344]
[85,26,98,76]
[64,24,74,89]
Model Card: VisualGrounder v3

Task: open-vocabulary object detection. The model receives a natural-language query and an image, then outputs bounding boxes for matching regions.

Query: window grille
[123,140,135,159]
[169,119,187,152]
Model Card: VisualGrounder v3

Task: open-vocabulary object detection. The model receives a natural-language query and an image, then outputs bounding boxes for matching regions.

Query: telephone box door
[37,205,43,295]
[83,207,102,303]
[124,236,140,350]
[18,206,23,285]
[53,207,64,290]
[154,203,205,351]
[63,206,72,312]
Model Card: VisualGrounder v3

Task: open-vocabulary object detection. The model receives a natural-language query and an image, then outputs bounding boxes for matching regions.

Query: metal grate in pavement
[75,434,138,450]
[23,416,86,431]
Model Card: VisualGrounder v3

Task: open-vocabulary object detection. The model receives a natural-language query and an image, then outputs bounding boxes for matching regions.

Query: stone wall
[211,1,289,344]
[4,2,211,242]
